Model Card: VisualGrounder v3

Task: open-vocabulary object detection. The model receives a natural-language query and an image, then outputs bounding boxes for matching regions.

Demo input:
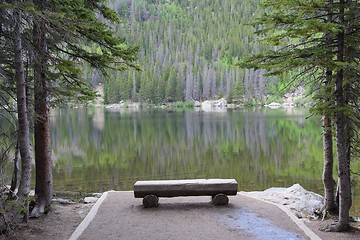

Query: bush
[265,95,284,104]
[170,101,195,108]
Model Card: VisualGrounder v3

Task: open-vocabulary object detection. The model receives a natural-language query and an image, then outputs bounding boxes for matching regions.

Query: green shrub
[265,95,284,104]
[171,101,195,108]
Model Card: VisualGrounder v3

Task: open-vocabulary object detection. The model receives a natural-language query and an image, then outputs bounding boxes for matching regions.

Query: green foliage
[0,194,36,232]
[226,90,233,103]
[265,95,284,104]
[238,0,360,113]
[169,101,195,108]
[100,0,282,104]
[239,0,360,225]
[0,1,140,221]
[37,0,140,105]
[159,2,184,22]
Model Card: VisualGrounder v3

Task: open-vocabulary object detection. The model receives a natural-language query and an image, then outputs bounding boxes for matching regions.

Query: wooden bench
[134,179,238,208]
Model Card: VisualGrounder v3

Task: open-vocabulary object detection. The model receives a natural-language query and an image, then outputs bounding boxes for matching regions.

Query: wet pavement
[218,208,303,239]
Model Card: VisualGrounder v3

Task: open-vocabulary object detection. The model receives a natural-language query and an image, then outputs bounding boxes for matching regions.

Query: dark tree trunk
[332,0,351,231]
[13,2,33,222]
[31,0,53,217]
[334,78,351,231]
[9,142,20,199]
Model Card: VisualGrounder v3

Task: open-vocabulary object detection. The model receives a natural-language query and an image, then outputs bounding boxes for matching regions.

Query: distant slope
[94,0,285,104]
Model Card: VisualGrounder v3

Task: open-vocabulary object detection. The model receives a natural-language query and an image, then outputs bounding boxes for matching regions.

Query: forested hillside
[92,0,284,104]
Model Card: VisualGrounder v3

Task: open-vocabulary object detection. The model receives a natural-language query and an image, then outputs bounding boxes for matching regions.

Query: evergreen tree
[239,0,360,231]
[165,67,176,102]
[1,0,139,217]
[99,0,270,104]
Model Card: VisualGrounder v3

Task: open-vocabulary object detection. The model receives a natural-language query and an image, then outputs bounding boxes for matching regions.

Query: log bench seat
[134,179,238,207]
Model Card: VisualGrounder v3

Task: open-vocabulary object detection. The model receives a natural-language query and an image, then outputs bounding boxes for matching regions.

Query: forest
[89,0,284,105]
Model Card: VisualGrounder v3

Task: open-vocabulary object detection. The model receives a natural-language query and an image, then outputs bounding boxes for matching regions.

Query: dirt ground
[1,195,359,240]
[304,218,360,240]
[0,202,94,240]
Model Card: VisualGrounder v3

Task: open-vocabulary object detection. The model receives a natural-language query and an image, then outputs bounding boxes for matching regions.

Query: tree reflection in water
[49,107,359,216]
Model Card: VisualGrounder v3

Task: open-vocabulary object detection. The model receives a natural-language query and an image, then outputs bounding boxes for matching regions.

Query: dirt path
[1,202,94,240]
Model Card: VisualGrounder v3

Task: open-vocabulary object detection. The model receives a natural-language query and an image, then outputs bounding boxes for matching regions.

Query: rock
[265,102,281,108]
[106,102,140,109]
[83,197,99,204]
[52,198,76,205]
[92,193,103,198]
[201,98,227,112]
[243,183,323,219]
[213,98,227,107]
[194,101,201,107]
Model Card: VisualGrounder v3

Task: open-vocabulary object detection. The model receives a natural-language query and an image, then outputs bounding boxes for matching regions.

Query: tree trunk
[9,142,20,200]
[331,0,351,231]
[322,114,337,214]
[31,0,53,217]
[334,80,351,231]
[321,0,337,216]
[13,2,33,222]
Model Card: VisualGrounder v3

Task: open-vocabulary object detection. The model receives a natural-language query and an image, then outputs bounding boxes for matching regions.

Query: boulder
[201,98,227,112]
[92,193,103,198]
[194,101,201,107]
[83,197,99,204]
[243,184,323,219]
[265,102,281,108]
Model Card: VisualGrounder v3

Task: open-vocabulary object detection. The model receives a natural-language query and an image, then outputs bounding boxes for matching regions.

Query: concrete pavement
[69,191,321,240]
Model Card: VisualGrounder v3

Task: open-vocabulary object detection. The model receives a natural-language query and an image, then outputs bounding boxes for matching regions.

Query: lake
[48,107,358,215]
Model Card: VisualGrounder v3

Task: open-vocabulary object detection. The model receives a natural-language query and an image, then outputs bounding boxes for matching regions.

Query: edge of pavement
[68,191,110,240]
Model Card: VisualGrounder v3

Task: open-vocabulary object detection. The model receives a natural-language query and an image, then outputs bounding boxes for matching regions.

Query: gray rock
[201,98,228,112]
[83,197,99,203]
[242,183,323,219]
[92,193,103,198]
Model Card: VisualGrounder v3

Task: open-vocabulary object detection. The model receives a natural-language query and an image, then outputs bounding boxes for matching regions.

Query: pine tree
[100,0,268,104]
[239,0,360,231]
[0,0,140,217]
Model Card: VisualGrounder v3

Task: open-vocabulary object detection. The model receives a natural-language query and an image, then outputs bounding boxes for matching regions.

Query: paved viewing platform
[69,191,327,240]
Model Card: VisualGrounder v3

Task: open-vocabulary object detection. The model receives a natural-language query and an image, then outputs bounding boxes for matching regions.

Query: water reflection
[50,108,319,191]
[49,107,359,216]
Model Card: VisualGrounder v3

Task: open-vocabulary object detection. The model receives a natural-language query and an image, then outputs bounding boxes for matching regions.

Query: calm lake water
[47,107,357,215]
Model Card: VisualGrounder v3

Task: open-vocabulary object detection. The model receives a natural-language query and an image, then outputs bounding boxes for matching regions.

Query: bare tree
[202,64,210,100]
[193,70,200,101]
[185,64,193,101]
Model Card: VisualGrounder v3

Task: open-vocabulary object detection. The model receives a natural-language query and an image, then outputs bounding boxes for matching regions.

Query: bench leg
[212,193,229,206]
[143,195,159,208]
